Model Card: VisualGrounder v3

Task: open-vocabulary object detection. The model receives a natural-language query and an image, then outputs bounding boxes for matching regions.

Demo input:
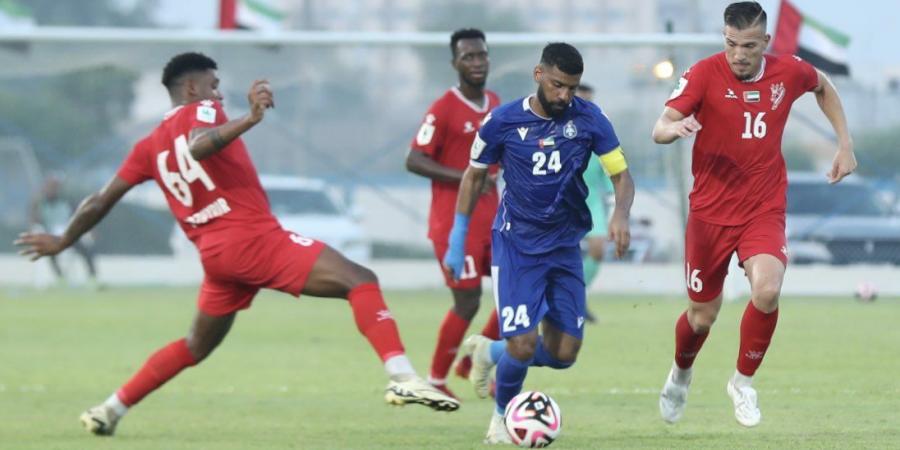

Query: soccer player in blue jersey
[444,43,635,444]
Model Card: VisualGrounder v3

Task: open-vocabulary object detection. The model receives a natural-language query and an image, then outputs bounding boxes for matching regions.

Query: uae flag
[771,0,850,76]
[220,0,286,31]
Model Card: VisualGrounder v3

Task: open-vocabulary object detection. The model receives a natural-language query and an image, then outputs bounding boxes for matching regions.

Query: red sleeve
[409,99,447,158]
[794,55,820,92]
[665,62,707,116]
[186,100,229,130]
[116,138,153,185]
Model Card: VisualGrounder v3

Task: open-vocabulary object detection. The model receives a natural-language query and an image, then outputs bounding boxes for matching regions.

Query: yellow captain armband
[599,146,628,176]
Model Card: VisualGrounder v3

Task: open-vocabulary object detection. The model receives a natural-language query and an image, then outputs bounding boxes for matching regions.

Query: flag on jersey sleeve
[771,0,850,76]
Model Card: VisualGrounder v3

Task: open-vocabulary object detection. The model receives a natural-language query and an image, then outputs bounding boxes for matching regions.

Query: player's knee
[552,346,580,366]
[185,337,213,363]
[752,284,781,312]
[451,290,481,320]
[346,263,378,289]
[506,337,537,361]
[688,309,718,334]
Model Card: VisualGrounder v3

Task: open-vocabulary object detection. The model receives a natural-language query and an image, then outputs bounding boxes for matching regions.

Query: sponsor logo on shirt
[725,88,738,99]
[669,76,688,100]
[184,197,231,226]
[463,121,476,134]
[563,120,577,139]
[196,104,217,124]
[770,82,786,111]
[517,127,529,141]
[416,113,437,146]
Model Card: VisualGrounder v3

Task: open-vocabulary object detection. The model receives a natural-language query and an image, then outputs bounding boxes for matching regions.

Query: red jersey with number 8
[665,52,818,226]
[117,100,280,254]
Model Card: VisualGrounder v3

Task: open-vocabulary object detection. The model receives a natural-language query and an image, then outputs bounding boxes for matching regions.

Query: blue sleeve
[470,112,503,167]
[590,108,621,156]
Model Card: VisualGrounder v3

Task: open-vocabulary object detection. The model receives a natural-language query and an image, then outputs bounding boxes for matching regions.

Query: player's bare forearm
[609,169,634,220]
[814,71,852,149]
[813,70,857,183]
[652,107,697,144]
[188,115,257,160]
[455,165,488,217]
[405,150,464,183]
[608,169,634,258]
[15,177,131,260]
[60,177,131,247]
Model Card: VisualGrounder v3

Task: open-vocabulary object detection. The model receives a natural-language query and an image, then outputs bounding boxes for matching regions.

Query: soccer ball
[504,391,562,448]
[855,281,878,302]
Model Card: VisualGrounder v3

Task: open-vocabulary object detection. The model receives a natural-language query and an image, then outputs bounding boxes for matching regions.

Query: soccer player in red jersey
[14,52,458,436]
[405,29,501,398]
[652,2,856,427]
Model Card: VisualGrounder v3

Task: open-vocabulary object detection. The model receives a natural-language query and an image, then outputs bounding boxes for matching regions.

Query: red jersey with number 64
[117,100,280,254]
[666,52,819,226]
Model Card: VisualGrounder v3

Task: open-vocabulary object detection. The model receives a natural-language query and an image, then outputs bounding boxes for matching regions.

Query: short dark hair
[450,28,486,58]
[576,83,594,93]
[540,42,583,75]
[724,1,767,30]
[162,52,218,89]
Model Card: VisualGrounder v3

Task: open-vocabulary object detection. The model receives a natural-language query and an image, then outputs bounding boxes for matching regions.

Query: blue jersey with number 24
[470,95,621,254]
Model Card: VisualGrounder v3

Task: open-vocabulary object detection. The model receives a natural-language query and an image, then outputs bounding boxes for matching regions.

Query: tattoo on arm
[210,128,226,149]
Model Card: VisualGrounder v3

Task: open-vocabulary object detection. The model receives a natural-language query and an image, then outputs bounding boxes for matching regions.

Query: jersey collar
[522,95,552,121]
[451,86,489,113]
[729,54,767,83]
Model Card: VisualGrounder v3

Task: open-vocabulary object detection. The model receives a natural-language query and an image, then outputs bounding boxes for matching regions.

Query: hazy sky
[146,0,896,87]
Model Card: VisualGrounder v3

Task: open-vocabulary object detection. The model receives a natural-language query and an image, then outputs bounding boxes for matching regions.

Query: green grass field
[1,287,898,449]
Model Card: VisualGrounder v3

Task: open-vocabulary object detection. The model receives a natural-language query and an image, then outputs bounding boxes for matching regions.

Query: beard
[462,73,486,89]
[537,85,568,118]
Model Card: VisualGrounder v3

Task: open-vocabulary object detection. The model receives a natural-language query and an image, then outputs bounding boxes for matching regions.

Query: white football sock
[672,362,693,385]
[384,354,416,379]
[104,392,129,417]
[731,370,753,389]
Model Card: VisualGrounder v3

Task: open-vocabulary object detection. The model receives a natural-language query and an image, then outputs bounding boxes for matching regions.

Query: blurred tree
[782,143,816,171]
[11,0,158,27]
[854,126,900,181]
[0,66,139,170]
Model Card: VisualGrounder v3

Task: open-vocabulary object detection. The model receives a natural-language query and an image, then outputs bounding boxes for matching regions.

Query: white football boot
[79,404,121,436]
[726,379,761,427]
[484,409,512,445]
[384,375,460,412]
[462,335,496,399]
[659,363,691,423]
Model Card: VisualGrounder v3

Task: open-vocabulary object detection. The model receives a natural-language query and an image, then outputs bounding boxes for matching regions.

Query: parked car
[171,175,371,262]
[786,172,900,265]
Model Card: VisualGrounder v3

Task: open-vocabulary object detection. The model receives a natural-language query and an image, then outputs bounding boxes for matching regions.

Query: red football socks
[674,311,709,369]
[737,301,779,376]
[481,308,500,340]
[430,310,470,381]
[347,283,405,362]
[117,338,196,407]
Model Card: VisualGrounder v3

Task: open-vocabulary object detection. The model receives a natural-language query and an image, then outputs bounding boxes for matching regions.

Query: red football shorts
[197,228,325,316]
[684,211,788,302]
[432,238,492,290]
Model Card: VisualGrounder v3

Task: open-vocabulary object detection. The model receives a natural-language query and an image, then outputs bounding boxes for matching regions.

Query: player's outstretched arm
[651,107,701,145]
[442,165,488,280]
[14,176,133,261]
[812,69,857,184]
[608,169,634,258]
[188,79,274,161]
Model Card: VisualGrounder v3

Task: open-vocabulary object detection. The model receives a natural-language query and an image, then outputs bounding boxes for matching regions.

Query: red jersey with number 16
[666,52,819,226]
[117,100,280,254]
[410,87,501,244]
